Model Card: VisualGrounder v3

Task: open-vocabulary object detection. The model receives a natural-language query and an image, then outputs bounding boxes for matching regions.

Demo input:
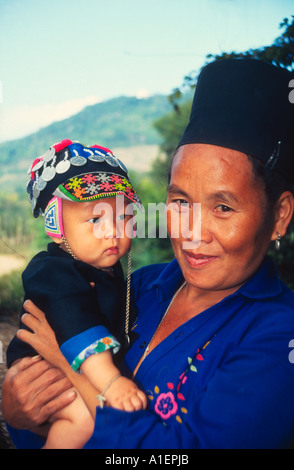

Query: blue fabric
[60,324,115,366]
[6,424,45,449]
[84,256,294,449]
[7,256,294,449]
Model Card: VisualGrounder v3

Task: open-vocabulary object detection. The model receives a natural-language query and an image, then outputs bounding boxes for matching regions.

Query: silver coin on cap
[43,147,56,163]
[88,153,105,162]
[31,197,37,210]
[56,159,71,174]
[42,166,56,181]
[70,156,87,166]
[118,159,128,174]
[37,177,47,191]
[105,155,119,167]
[32,182,40,199]
[32,160,44,172]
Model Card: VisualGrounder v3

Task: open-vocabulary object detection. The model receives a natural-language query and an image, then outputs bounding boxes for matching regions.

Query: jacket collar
[237,256,283,299]
[146,255,283,301]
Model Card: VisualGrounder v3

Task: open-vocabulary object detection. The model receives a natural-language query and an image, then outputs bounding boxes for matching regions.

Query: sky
[0,0,293,143]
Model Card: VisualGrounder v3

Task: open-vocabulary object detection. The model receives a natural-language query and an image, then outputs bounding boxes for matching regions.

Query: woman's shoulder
[242,279,294,341]
[272,280,294,315]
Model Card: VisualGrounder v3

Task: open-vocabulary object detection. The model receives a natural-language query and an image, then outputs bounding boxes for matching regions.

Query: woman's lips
[184,252,218,267]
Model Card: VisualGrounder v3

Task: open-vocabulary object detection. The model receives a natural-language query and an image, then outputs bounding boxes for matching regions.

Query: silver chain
[62,235,79,260]
[61,238,132,348]
[124,248,132,346]
[140,280,187,363]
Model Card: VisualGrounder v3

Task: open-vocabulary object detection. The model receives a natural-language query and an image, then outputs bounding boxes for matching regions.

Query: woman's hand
[1,299,77,430]
[16,300,101,420]
[17,300,66,370]
[1,356,76,430]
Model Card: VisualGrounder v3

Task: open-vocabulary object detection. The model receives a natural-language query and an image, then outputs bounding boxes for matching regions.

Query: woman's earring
[275,233,282,251]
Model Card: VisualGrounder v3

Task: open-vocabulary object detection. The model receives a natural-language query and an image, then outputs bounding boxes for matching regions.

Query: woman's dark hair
[247,155,294,209]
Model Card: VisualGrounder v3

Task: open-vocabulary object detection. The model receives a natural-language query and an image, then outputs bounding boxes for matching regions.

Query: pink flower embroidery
[82,174,97,184]
[125,186,134,197]
[110,175,123,184]
[154,392,178,419]
[100,182,115,191]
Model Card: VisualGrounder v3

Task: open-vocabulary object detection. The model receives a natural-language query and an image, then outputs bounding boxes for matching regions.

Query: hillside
[0,94,172,194]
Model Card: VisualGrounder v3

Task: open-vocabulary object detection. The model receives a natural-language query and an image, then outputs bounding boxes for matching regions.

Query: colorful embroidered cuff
[60,325,120,371]
[71,335,121,371]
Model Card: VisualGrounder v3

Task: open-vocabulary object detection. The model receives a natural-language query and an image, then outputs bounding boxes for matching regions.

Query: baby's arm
[17,301,147,417]
[17,303,100,420]
[81,351,147,411]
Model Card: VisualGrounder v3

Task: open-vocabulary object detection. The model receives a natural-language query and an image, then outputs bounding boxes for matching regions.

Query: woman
[2,58,294,449]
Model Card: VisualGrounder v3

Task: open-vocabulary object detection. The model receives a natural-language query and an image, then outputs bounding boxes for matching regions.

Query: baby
[7,139,147,449]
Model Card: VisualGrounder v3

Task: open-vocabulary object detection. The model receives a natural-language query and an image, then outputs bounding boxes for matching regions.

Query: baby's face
[61,196,133,269]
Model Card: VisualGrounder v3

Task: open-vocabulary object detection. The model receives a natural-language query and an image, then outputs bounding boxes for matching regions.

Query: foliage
[153,100,192,175]
[206,16,294,71]
[121,170,175,272]
[0,269,24,318]
[0,193,48,258]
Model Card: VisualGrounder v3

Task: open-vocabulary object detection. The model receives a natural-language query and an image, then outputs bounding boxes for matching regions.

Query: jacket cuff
[60,325,120,371]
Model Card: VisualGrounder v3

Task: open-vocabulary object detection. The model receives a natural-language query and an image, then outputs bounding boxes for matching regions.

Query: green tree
[206,16,294,70]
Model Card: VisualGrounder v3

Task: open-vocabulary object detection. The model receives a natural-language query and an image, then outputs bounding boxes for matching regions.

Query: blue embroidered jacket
[7,256,294,449]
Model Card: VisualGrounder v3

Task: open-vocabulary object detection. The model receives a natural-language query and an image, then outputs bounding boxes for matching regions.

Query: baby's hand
[104,376,147,411]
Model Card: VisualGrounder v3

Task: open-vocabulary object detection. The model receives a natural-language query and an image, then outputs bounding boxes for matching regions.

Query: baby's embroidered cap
[27,139,143,218]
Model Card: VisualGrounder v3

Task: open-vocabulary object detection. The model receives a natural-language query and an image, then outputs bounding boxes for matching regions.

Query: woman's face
[166,144,277,294]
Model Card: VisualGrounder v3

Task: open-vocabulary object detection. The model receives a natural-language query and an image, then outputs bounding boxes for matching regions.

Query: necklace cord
[61,235,79,260]
[124,248,132,346]
[61,237,131,348]
[140,280,187,363]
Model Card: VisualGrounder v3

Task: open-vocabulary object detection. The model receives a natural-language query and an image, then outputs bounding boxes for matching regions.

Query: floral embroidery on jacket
[155,392,178,419]
[150,342,210,423]
[149,382,187,424]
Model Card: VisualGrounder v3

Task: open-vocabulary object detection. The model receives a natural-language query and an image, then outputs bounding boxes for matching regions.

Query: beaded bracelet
[96,374,122,408]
